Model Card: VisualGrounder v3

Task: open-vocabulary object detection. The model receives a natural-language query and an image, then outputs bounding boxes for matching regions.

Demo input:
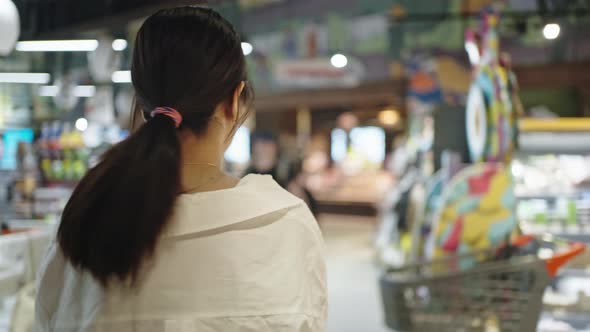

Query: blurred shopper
[287,160,319,216]
[35,7,326,332]
[245,131,290,187]
[245,135,319,216]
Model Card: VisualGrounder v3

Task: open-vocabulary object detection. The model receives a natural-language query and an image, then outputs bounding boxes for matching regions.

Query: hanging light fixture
[16,40,99,52]
[542,23,560,40]
[112,39,128,51]
[0,0,20,55]
[112,70,131,83]
[0,72,51,84]
[378,109,400,127]
[241,42,253,56]
[330,54,348,68]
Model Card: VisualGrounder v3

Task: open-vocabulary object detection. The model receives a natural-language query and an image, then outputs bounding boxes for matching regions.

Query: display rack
[515,118,590,331]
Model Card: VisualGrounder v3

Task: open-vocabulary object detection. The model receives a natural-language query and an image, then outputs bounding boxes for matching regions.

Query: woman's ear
[229,81,246,121]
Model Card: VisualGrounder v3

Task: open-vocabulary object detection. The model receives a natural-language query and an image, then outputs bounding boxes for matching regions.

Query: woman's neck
[179,130,224,166]
[178,128,238,193]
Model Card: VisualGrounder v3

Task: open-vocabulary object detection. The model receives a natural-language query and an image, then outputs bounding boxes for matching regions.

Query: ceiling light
[378,109,400,127]
[112,70,131,83]
[543,23,560,40]
[75,118,88,131]
[38,85,59,97]
[241,42,253,56]
[330,54,348,68]
[15,39,99,52]
[0,0,20,55]
[73,85,96,97]
[112,39,128,51]
[0,72,50,84]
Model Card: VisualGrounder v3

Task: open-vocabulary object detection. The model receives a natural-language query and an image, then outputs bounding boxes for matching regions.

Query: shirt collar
[163,174,302,238]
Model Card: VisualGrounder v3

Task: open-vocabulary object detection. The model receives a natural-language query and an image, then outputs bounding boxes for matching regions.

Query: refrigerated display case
[515,118,590,331]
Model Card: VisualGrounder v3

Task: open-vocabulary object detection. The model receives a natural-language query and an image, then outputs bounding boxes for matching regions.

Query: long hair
[57,6,251,286]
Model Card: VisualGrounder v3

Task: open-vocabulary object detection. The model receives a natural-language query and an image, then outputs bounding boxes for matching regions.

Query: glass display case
[515,118,590,331]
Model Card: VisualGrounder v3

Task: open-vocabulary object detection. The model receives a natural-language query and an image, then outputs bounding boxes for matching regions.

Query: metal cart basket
[380,236,585,332]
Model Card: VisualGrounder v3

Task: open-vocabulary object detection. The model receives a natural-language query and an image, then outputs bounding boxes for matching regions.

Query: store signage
[274,58,364,89]
[0,0,19,55]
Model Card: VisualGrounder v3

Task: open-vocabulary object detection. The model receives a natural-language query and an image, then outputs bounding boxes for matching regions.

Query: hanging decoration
[465,83,487,162]
[464,13,522,163]
[428,10,523,264]
[430,163,516,266]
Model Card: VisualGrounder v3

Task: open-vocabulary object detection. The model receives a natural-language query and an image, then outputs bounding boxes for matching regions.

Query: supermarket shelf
[559,268,590,278]
[317,200,377,216]
[519,131,590,154]
[554,233,590,243]
[541,311,590,331]
[3,219,54,232]
[551,233,590,243]
[520,118,590,132]
[516,193,578,200]
[522,225,590,243]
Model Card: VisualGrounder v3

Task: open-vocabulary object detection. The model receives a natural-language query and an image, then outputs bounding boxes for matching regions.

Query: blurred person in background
[35,7,326,331]
[244,131,290,187]
[245,133,318,215]
[287,160,318,217]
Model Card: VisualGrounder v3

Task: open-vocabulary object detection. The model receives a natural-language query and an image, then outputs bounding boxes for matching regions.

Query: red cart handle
[545,242,586,277]
[508,235,586,277]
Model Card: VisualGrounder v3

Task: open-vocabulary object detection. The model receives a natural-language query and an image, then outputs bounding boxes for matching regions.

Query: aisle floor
[321,215,390,332]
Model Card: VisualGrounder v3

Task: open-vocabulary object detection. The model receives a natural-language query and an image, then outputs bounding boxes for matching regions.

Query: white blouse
[35,174,327,331]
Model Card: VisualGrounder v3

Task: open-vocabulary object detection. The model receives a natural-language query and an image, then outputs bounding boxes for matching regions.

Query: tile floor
[320,214,390,332]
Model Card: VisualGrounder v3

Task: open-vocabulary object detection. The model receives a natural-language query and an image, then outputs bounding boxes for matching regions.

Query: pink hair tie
[150,107,182,128]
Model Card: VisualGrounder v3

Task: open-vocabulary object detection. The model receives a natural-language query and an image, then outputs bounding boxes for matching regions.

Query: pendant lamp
[0,0,19,55]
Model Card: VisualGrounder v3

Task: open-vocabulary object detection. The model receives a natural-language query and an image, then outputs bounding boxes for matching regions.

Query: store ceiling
[14,0,590,40]
[13,0,217,39]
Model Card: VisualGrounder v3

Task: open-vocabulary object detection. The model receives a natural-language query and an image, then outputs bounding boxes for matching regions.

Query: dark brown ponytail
[57,6,250,286]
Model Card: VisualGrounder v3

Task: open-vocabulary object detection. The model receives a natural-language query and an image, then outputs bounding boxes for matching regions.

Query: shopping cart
[379,235,585,332]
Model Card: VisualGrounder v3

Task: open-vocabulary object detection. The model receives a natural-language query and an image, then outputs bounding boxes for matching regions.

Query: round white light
[543,23,560,40]
[75,118,88,131]
[112,39,128,51]
[0,0,20,55]
[378,109,400,127]
[330,53,348,68]
[241,42,253,56]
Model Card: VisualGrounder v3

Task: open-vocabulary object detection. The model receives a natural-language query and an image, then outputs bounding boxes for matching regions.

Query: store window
[349,126,385,165]
[330,128,347,163]
[330,125,386,172]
